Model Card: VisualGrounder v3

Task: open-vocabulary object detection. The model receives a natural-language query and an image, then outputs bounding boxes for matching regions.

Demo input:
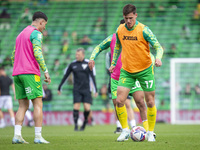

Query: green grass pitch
[0,123,200,150]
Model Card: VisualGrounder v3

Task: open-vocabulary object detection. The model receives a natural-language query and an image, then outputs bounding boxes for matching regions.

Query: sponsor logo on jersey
[123,36,137,40]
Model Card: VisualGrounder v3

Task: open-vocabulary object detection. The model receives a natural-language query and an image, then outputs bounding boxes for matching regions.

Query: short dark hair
[120,19,125,24]
[32,11,48,21]
[123,4,137,16]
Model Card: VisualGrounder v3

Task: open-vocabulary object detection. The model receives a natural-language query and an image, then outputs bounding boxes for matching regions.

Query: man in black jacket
[58,48,98,131]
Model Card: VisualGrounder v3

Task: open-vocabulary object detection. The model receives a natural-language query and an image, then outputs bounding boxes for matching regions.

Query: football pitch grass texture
[0,124,200,150]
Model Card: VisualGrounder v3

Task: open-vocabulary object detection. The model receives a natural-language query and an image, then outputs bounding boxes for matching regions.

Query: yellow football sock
[147,105,157,131]
[116,105,129,129]
[142,120,149,132]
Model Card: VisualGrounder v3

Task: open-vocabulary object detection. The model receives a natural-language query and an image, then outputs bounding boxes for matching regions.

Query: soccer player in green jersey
[11,11,51,144]
[109,4,163,142]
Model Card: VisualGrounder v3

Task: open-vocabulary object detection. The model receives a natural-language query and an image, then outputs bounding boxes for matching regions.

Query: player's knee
[112,99,117,106]
[116,98,125,107]
[136,101,146,110]
[146,100,155,107]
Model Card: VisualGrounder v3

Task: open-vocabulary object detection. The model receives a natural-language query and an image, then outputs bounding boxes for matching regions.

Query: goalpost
[170,58,200,124]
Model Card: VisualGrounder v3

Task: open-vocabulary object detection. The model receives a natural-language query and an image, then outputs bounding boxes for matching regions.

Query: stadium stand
[0,0,199,112]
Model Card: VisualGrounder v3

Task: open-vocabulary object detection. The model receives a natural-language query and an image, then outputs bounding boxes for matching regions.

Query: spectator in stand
[2,56,12,67]
[52,59,61,76]
[61,31,70,44]
[168,0,179,9]
[147,2,156,18]
[42,84,52,111]
[21,8,32,23]
[167,43,177,57]
[61,40,69,54]
[94,17,104,32]
[158,4,166,17]
[0,0,10,9]
[191,10,200,25]
[71,31,78,45]
[194,84,200,95]
[184,83,192,95]
[0,9,11,30]
[80,35,92,45]
[181,25,190,40]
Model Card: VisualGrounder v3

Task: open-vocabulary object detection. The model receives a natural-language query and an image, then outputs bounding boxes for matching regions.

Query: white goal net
[170,58,200,124]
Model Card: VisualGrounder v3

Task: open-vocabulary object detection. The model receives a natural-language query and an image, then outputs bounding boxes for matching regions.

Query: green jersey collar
[125,20,139,31]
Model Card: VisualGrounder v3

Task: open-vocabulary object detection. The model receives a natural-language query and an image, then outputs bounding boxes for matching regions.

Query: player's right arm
[57,63,73,94]
[109,29,122,73]
[88,35,113,70]
[90,35,113,61]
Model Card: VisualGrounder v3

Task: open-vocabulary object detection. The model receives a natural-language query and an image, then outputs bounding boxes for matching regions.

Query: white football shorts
[0,96,13,109]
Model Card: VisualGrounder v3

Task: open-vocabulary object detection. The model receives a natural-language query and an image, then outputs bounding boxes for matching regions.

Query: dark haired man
[11,11,51,144]
[89,19,158,137]
[109,4,163,142]
[58,48,98,131]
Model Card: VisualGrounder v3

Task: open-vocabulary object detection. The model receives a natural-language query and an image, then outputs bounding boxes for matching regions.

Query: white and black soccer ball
[130,126,146,142]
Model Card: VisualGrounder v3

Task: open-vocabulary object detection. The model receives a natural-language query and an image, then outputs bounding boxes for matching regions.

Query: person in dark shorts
[58,48,98,131]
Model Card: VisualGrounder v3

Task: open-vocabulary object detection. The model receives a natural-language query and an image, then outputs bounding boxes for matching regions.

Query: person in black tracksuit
[58,48,97,131]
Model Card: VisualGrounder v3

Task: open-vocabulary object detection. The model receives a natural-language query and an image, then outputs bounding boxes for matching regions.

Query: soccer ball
[130,126,146,142]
